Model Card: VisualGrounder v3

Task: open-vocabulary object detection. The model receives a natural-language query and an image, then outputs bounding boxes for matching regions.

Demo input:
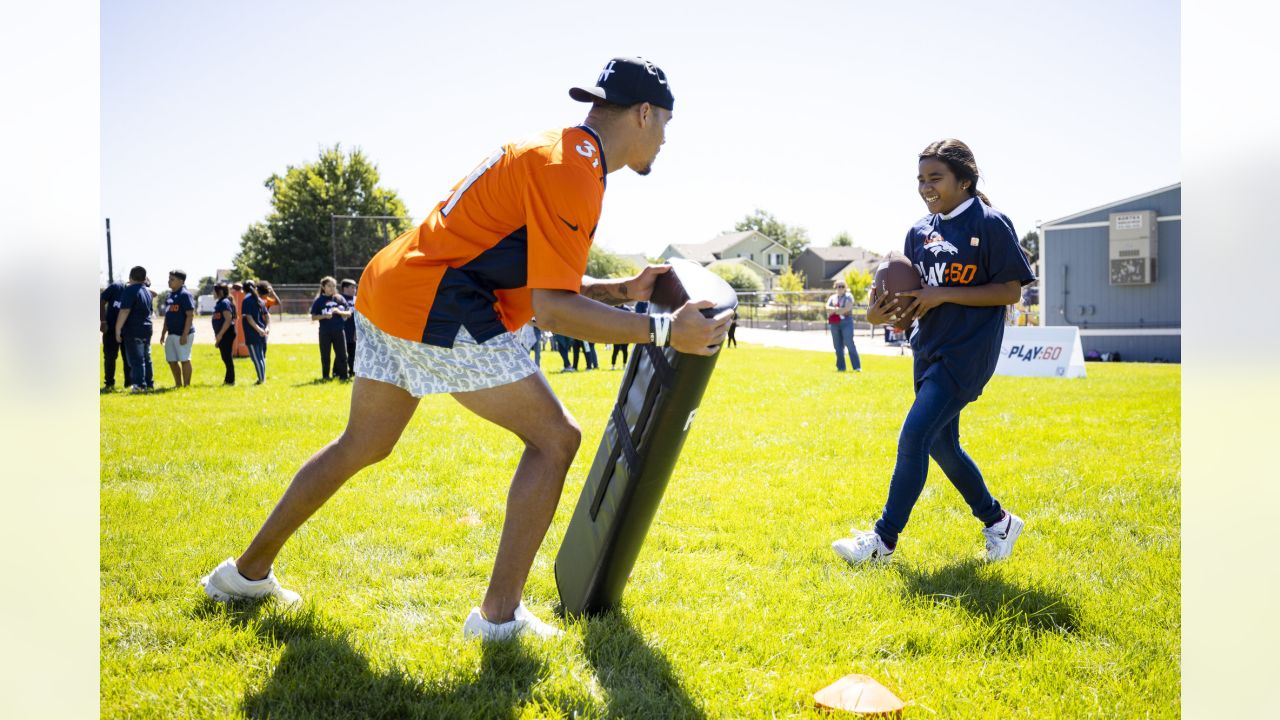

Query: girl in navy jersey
[833,139,1036,565]
[211,282,237,385]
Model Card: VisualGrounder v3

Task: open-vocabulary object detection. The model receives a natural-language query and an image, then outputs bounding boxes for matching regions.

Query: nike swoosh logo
[558,216,579,232]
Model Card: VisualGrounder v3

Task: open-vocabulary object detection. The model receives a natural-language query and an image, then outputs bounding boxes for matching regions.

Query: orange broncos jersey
[357,125,607,347]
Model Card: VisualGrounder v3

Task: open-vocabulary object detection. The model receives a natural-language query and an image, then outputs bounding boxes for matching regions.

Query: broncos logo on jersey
[923,231,960,257]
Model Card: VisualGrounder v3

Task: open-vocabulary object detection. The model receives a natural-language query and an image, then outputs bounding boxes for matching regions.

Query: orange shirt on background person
[357,125,607,348]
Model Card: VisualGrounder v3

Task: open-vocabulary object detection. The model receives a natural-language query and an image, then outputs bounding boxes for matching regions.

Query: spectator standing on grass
[526,320,542,367]
[211,282,237,385]
[727,308,737,348]
[310,276,353,381]
[158,270,196,388]
[553,333,574,372]
[825,280,860,372]
[833,138,1036,567]
[100,278,131,391]
[341,279,358,380]
[241,280,270,384]
[114,265,154,393]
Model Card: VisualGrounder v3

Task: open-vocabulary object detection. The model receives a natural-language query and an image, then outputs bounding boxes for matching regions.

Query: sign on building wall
[995,326,1087,378]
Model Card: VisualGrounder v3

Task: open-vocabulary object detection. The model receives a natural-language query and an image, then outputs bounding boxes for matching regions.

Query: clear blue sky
[101,0,1179,284]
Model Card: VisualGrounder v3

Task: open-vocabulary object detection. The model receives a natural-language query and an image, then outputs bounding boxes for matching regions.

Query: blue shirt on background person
[241,292,268,345]
[118,283,153,339]
[310,294,350,333]
[101,281,125,330]
[164,287,197,336]
[341,289,357,338]
[212,296,236,336]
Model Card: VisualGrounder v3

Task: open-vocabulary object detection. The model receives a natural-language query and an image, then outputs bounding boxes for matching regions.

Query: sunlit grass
[101,342,1179,718]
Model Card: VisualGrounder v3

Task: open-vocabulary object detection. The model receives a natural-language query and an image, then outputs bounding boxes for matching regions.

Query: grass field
[100,342,1180,719]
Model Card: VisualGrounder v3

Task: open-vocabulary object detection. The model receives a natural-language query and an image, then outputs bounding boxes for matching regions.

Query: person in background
[526,320,542,367]
[825,280,860,372]
[158,269,196,388]
[340,279,358,379]
[727,308,738,348]
[114,265,154,393]
[258,280,281,313]
[241,280,271,384]
[610,339,628,369]
[310,276,353,381]
[211,282,237,385]
[100,277,131,391]
[554,333,574,372]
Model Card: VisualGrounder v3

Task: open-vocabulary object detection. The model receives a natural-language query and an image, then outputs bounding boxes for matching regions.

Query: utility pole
[105,218,114,282]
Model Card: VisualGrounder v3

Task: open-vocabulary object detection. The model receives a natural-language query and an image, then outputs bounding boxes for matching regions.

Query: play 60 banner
[995,326,1086,379]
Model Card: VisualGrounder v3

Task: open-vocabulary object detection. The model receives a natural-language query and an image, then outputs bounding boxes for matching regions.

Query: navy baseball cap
[570,57,675,111]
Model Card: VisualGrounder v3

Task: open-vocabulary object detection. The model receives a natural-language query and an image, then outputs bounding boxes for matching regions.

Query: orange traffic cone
[813,674,905,717]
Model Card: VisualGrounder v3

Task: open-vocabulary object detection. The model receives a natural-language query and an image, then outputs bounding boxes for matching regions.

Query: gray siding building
[1040,183,1180,362]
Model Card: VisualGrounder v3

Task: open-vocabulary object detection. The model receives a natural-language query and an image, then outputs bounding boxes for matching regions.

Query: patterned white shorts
[354,311,538,397]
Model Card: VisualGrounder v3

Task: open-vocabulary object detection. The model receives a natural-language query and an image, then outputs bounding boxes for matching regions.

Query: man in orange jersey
[201,57,732,640]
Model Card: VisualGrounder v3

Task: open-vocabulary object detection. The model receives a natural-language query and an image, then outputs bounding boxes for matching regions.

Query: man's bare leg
[451,372,582,623]
[181,360,192,386]
[168,360,183,387]
[235,377,421,579]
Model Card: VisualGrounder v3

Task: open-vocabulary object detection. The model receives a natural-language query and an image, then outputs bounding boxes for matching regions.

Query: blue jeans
[123,334,153,389]
[830,318,860,371]
[874,377,1003,545]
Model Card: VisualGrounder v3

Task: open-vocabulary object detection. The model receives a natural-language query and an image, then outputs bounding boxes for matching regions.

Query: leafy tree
[831,231,853,247]
[586,246,640,279]
[1020,230,1039,265]
[195,276,216,296]
[776,268,806,304]
[233,145,409,283]
[733,209,810,263]
[709,263,764,291]
[841,268,874,304]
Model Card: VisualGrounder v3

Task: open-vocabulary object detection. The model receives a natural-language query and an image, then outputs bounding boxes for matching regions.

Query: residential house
[658,230,790,283]
[792,246,883,289]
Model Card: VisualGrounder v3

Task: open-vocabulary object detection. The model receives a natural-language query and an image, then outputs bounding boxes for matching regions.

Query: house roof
[1042,182,1181,226]
[707,256,773,275]
[801,245,872,261]
[663,230,784,264]
[832,257,883,278]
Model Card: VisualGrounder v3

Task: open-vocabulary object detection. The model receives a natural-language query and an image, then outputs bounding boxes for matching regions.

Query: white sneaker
[832,529,894,565]
[982,511,1024,561]
[200,557,301,605]
[462,602,563,641]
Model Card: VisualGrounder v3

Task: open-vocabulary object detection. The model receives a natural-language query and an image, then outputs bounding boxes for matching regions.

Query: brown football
[872,252,922,331]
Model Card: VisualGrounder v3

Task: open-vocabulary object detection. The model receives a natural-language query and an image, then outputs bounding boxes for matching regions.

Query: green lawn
[101,342,1180,718]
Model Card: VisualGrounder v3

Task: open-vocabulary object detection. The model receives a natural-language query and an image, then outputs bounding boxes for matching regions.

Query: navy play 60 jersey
[904,198,1035,400]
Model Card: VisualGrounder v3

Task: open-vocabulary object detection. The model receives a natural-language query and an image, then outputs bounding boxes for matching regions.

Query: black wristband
[648,315,656,344]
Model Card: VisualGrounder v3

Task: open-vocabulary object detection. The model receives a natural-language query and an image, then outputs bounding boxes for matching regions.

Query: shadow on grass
[291,377,351,387]
[579,610,707,719]
[192,601,554,720]
[898,559,1080,636]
